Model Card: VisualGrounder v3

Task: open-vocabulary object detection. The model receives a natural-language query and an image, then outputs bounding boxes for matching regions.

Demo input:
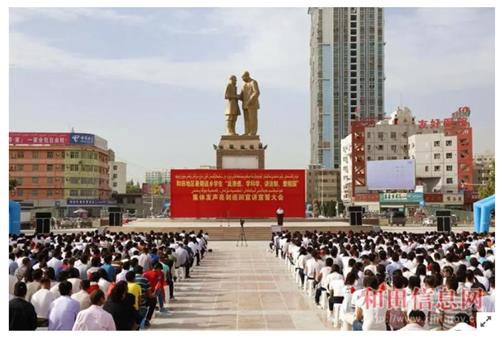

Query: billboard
[70,133,95,145]
[170,169,305,218]
[367,159,415,191]
[9,132,70,146]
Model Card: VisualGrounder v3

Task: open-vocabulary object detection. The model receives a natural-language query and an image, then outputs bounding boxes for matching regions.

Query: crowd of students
[271,229,495,331]
[9,230,209,331]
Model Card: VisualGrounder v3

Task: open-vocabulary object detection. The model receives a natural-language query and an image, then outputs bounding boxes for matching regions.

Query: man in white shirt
[72,289,116,331]
[31,278,57,323]
[449,313,475,331]
[71,280,91,311]
[74,255,90,280]
[47,281,80,330]
[9,253,18,275]
[400,310,427,331]
[315,258,333,306]
[25,269,43,302]
[138,248,152,272]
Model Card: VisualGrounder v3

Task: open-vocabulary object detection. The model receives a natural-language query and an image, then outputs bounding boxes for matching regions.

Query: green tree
[479,160,495,199]
[126,180,142,193]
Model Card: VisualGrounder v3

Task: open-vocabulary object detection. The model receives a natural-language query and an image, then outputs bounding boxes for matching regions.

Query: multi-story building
[145,169,170,185]
[409,133,458,193]
[9,132,112,216]
[306,165,341,206]
[341,107,417,203]
[473,153,495,197]
[109,161,127,194]
[341,106,473,210]
[309,7,385,169]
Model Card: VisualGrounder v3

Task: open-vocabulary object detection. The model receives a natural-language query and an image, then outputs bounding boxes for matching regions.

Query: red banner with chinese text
[9,132,70,145]
[170,169,305,218]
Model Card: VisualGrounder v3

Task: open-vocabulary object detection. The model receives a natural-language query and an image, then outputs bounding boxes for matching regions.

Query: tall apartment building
[9,132,112,215]
[145,169,170,185]
[309,7,385,169]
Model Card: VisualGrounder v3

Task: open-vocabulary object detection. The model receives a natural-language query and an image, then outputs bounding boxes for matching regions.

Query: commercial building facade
[309,7,385,169]
[145,169,170,185]
[340,106,473,212]
[9,132,112,217]
[306,166,341,205]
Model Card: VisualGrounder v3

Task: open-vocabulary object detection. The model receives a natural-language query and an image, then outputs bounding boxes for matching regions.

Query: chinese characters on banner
[417,118,470,129]
[9,132,70,145]
[170,169,305,218]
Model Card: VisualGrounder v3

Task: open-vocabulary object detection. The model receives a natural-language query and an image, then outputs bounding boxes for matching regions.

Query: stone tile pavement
[150,241,334,330]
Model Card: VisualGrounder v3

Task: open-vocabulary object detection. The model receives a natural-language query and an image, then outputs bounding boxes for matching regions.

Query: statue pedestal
[215,135,265,169]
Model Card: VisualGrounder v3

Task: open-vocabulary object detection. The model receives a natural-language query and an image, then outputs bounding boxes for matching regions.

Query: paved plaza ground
[150,241,333,330]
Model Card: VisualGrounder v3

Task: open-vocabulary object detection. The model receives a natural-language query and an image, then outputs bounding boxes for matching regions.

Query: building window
[32,177,39,183]
[377,145,384,151]
[16,164,24,171]
[32,164,39,171]
[434,153,440,160]
[425,166,429,172]
[70,164,79,172]
[434,166,441,171]
[377,132,384,140]
[446,178,453,184]
[446,153,452,159]
[378,156,384,160]
[446,165,453,171]
[31,189,38,197]
[446,140,452,146]
[47,151,53,159]
[433,141,440,147]
[390,132,397,140]
[366,132,371,138]
[47,177,53,184]
[70,190,79,196]
[70,151,80,159]
[47,164,53,171]
[390,145,397,152]
[113,165,118,170]
[17,151,24,158]
[113,182,117,187]
[32,151,39,159]
[113,174,118,179]
[47,190,53,197]
[17,190,23,197]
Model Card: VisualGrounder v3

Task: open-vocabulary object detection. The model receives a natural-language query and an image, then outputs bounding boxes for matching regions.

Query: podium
[215,135,265,169]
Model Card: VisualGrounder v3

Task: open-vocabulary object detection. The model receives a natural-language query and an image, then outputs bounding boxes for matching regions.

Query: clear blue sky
[9,8,495,183]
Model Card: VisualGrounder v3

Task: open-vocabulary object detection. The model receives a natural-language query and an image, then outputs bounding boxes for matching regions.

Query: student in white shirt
[31,278,57,322]
[72,289,116,331]
[71,280,91,311]
[314,258,333,306]
[400,310,427,331]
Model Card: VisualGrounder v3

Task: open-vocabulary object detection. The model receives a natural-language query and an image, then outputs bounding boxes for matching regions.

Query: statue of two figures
[224,71,260,136]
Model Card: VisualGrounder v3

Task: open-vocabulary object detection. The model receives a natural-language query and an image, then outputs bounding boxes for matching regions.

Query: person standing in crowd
[72,290,116,331]
[134,265,157,327]
[25,268,43,302]
[9,282,38,331]
[144,262,168,314]
[71,280,92,311]
[103,281,140,330]
[31,277,57,326]
[126,270,142,310]
[47,281,80,330]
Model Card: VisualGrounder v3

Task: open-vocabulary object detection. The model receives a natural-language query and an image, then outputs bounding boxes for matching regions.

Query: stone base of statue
[215,135,265,169]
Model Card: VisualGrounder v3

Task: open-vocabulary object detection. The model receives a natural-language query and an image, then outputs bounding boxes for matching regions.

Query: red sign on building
[170,169,306,218]
[9,132,70,145]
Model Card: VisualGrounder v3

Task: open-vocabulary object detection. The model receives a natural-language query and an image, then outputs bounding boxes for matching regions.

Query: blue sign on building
[67,199,111,206]
[70,133,95,145]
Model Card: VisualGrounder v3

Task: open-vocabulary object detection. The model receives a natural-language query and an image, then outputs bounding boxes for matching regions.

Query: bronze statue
[224,75,241,135]
[239,71,260,136]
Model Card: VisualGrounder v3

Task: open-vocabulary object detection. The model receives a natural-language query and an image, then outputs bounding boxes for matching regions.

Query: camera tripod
[236,226,248,247]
